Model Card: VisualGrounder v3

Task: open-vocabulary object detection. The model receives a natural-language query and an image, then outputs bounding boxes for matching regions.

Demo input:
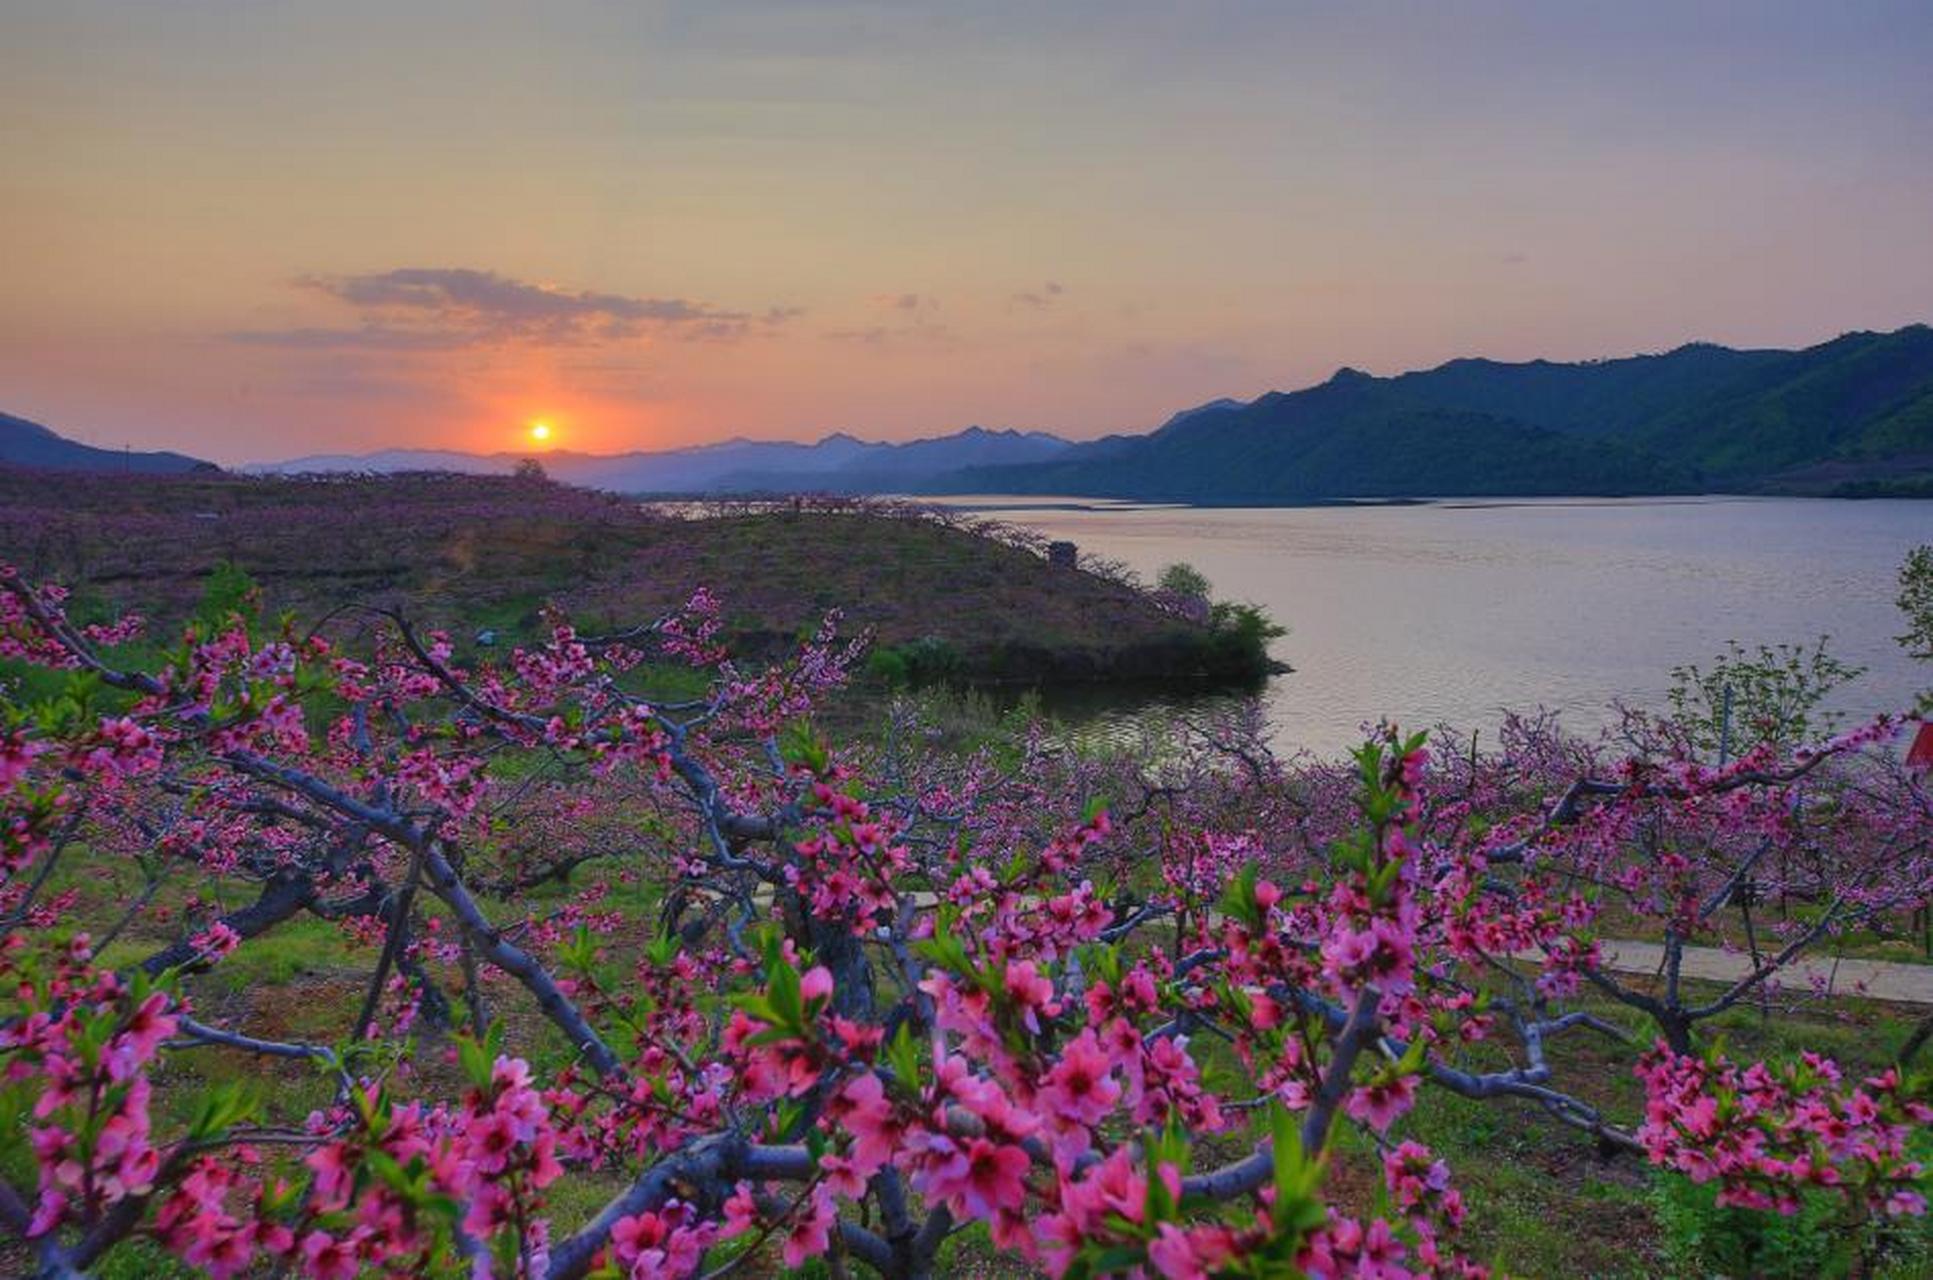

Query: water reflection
[929,496,1930,755]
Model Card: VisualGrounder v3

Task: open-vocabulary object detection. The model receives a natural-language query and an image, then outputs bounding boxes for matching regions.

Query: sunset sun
[528,420,553,444]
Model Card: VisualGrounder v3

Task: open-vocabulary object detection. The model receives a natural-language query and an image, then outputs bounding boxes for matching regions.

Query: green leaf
[884,1022,921,1089]
[1219,862,1262,929]
[728,991,781,1025]
[362,1148,416,1199]
[643,931,679,969]
[1395,1032,1429,1076]
[454,1021,504,1090]
[767,1097,805,1142]
[187,1081,260,1142]
[1269,1103,1329,1238]
[419,1191,465,1226]
[1080,942,1122,987]
[778,719,829,775]
[1004,845,1030,881]
[1354,740,1384,791]
[910,907,974,978]
[1219,979,1254,1026]
[767,956,805,1031]
[1367,858,1402,905]
[1076,1244,1150,1275]
[1150,1112,1192,1177]
[556,925,599,974]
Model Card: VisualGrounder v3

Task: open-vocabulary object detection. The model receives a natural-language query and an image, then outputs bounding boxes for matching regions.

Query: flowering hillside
[0,546,1926,1277]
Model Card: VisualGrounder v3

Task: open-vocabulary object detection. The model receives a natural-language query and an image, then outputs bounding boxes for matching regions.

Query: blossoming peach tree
[0,565,1926,1279]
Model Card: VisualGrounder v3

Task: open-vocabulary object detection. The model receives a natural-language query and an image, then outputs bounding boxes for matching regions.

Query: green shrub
[1649,1173,1933,1279]
[1205,601,1286,676]
[1665,636,1863,759]
[866,635,965,686]
[865,645,911,685]
[1901,544,1933,712]
[195,559,260,629]
[1157,561,1212,600]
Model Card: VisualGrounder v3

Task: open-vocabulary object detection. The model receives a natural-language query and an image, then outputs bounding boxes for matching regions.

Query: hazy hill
[948,325,1933,500]
[946,372,1688,501]
[257,425,1071,494]
[1378,343,1787,439]
[0,411,212,474]
[1628,326,1933,479]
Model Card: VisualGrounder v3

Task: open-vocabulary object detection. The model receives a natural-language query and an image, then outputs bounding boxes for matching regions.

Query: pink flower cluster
[0,940,175,1240]
[0,562,1925,1280]
[1638,1043,1930,1219]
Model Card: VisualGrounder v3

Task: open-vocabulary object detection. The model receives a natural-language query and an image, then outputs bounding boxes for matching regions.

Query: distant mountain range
[0,411,212,474]
[8,324,1931,500]
[252,426,1074,494]
[942,325,1933,501]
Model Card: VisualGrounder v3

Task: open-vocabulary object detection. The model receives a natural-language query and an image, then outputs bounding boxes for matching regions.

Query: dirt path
[1585,939,1933,1006]
[735,884,1933,1006]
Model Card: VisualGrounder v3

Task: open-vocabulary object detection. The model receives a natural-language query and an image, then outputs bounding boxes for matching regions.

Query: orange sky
[4,3,1932,463]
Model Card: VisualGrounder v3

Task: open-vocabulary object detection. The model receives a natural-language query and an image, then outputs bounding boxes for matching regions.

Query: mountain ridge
[0,411,213,474]
[10,324,1931,501]
[938,324,1933,501]
[250,425,1073,495]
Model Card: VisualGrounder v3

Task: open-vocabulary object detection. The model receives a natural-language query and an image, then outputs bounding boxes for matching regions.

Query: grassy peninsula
[0,466,1279,687]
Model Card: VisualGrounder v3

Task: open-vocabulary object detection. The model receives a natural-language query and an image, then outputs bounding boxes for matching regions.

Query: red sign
[1908,722,1933,773]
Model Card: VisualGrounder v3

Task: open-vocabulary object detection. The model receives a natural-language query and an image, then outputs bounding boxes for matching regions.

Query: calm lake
[934,496,1932,756]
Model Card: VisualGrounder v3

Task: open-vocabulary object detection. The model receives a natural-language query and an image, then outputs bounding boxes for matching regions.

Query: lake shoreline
[940,494,1929,755]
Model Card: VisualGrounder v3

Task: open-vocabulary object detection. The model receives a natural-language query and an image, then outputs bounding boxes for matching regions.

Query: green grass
[1375,1089,1656,1277]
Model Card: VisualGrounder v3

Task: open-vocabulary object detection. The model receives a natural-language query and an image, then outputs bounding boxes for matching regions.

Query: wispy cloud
[224,324,475,351]
[823,323,954,348]
[228,267,798,349]
[870,292,936,313]
[1009,280,1066,310]
[827,291,949,347]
